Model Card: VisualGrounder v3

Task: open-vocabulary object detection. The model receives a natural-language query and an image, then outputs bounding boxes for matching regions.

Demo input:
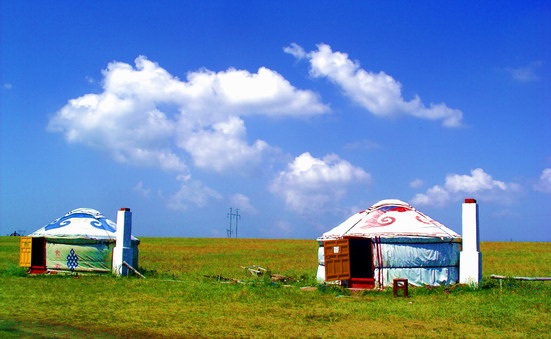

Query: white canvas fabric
[376,267,459,287]
[319,199,459,241]
[30,208,116,240]
[316,199,461,287]
[29,208,137,241]
[373,240,460,286]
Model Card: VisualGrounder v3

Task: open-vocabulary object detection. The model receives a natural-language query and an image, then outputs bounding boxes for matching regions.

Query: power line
[227,208,241,238]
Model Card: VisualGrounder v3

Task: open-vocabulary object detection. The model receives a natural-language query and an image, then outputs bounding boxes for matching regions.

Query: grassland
[0,237,549,338]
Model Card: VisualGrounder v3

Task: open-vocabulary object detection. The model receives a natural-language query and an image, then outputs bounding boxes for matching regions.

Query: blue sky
[1,1,550,241]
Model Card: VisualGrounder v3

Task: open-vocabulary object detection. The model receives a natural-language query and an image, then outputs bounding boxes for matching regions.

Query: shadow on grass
[0,319,115,339]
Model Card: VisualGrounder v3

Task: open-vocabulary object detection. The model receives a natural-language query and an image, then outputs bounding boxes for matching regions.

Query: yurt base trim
[348,278,376,289]
[29,266,48,274]
[27,268,112,275]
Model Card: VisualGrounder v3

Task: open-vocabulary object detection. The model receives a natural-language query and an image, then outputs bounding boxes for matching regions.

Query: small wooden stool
[393,278,408,297]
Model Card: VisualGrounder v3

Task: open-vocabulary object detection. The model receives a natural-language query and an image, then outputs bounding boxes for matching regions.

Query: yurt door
[323,239,351,281]
[19,237,32,267]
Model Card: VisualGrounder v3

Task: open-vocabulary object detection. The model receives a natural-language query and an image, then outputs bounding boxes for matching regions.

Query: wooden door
[19,237,32,267]
[323,239,351,281]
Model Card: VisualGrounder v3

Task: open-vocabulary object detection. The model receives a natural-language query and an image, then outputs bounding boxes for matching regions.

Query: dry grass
[482,242,551,277]
[0,237,549,338]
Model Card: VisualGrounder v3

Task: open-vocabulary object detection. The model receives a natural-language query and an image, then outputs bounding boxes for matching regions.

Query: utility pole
[227,208,241,238]
[227,208,233,238]
[235,208,240,238]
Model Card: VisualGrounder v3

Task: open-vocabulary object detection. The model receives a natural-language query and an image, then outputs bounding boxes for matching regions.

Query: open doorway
[347,238,375,288]
[323,238,375,288]
[30,237,46,271]
[348,238,374,279]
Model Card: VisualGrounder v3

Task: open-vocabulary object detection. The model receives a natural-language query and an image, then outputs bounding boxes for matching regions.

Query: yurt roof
[318,199,460,241]
[29,208,137,241]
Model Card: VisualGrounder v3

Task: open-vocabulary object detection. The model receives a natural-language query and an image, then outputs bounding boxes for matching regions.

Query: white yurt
[316,199,461,288]
[19,208,139,273]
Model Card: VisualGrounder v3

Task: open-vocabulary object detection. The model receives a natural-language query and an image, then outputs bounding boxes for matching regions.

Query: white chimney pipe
[459,199,482,285]
[113,208,133,276]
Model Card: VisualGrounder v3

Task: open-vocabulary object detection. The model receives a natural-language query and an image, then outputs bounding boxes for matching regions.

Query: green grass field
[0,237,549,338]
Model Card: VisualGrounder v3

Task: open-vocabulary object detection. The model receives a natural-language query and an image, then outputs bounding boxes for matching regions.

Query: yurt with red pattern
[316,199,461,288]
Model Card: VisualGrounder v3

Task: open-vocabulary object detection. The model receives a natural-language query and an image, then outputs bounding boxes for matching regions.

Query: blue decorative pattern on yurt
[378,205,398,212]
[45,213,116,232]
[66,248,79,271]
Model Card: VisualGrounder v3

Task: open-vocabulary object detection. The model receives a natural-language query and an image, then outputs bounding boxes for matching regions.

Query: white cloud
[285,43,463,127]
[85,76,96,84]
[411,185,450,207]
[412,168,521,207]
[178,116,271,172]
[269,152,371,213]
[283,43,307,59]
[444,168,504,193]
[167,175,222,211]
[409,179,424,189]
[230,193,259,215]
[133,181,151,197]
[534,168,551,193]
[505,61,542,82]
[49,55,329,174]
[49,86,186,172]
